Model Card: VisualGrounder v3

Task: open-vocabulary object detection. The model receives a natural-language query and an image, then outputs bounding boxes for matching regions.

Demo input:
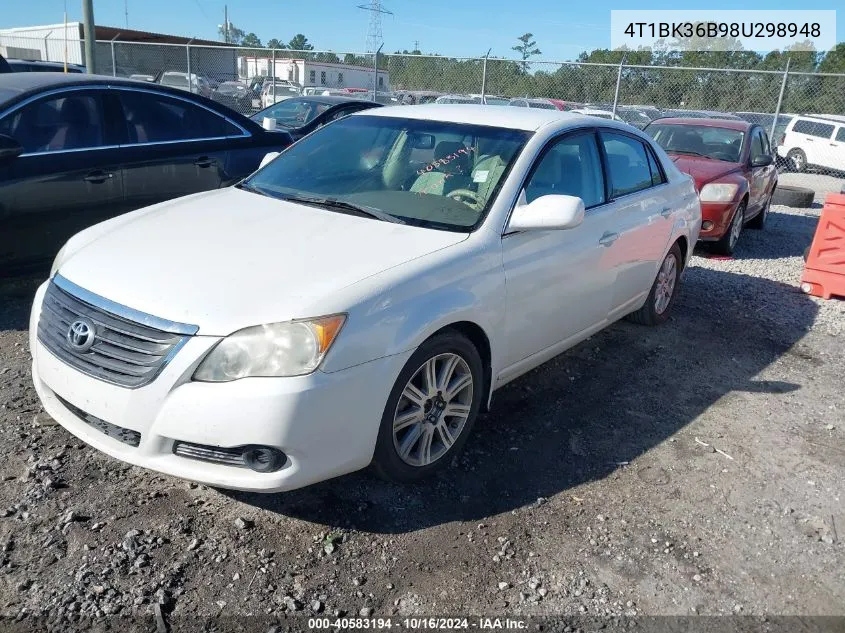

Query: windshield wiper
[279,195,406,224]
[237,181,270,197]
[670,149,707,158]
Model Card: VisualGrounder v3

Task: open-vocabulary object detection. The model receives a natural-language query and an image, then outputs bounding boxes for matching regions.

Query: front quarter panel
[317,236,504,378]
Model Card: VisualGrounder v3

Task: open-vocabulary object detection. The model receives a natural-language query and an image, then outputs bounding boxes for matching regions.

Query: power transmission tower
[124,0,129,28]
[357,0,392,53]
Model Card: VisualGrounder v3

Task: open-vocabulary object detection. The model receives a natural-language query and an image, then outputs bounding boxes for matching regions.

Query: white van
[777,115,845,173]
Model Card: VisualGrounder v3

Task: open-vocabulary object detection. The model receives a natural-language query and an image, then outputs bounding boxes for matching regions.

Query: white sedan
[30,105,701,492]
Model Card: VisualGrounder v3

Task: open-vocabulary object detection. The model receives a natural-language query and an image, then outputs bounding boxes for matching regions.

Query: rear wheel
[712,201,745,256]
[626,242,683,326]
[371,331,484,483]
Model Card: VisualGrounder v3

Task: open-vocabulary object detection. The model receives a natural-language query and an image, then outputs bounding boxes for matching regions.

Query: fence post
[481,48,491,102]
[110,38,117,77]
[612,55,626,118]
[272,47,276,99]
[373,43,383,102]
[186,41,193,93]
[43,32,53,62]
[771,57,791,146]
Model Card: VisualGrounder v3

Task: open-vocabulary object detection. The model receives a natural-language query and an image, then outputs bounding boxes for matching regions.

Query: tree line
[222,24,845,114]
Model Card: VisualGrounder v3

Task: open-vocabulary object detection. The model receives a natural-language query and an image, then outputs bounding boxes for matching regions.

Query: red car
[645,118,778,255]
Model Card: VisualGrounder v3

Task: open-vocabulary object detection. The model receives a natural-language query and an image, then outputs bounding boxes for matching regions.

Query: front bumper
[697,201,738,241]
[29,282,411,492]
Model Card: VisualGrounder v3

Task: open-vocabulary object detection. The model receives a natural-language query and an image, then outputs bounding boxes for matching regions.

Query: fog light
[702,221,714,231]
[243,446,286,473]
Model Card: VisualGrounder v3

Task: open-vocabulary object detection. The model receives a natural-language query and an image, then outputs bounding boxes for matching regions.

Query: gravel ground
[0,179,843,629]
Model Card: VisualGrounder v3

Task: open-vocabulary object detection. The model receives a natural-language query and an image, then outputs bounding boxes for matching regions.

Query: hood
[668,154,742,190]
[59,188,467,335]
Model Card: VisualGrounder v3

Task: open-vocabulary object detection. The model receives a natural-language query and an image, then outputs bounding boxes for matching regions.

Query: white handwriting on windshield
[416,146,474,176]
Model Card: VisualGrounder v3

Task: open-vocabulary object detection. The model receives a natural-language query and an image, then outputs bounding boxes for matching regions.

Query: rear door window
[0,92,106,153]
[600,131,653,197]
[116,90,242,144]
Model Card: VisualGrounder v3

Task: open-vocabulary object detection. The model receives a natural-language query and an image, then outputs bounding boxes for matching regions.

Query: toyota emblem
[66,318,96,353]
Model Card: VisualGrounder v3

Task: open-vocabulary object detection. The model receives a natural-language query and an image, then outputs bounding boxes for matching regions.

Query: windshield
[243,115,530,232]
[483,97,510,106]
[647,124,745,162]
[252,98,333,128]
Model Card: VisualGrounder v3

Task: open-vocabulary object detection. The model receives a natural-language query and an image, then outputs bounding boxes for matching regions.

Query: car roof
[354,103,620,132]
[0,72,263,130]
[650,117,752,131]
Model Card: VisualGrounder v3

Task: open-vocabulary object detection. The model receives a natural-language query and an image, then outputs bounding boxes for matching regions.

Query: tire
[626,242,683,326]
[772,185,815,208]
[787,148,807,173]
[747,189,772,230]
[371,331,484,483]
[712,201,746,256]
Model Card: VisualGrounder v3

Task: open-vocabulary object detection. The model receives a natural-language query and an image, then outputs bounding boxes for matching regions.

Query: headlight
[193,314,346,382]
[699,182,739,203]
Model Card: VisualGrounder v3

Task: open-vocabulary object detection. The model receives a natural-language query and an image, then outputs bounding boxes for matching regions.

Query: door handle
[194,157,214,168]
[599,231,619,247]
[83,171,113,184]
[660,206,672,217]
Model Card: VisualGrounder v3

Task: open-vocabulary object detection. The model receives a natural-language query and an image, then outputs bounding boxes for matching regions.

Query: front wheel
[747,191,771,230]
[712,201,745,256]
[371,331,484,483]
[626,242,683,326]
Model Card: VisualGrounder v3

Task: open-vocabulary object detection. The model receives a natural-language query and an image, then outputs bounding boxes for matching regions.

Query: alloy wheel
[729,206,744,250]
[654,253,678,315]
[392,353,474,467]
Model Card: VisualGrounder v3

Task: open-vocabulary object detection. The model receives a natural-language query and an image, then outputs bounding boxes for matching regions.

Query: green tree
[266,38,286,50]
[288,34,314,51]
[218,22,245,45]
[241,32,262,48]
[512,33,541,72]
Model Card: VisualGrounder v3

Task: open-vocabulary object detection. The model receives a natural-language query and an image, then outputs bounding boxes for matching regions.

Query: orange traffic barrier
[801,193,845,300]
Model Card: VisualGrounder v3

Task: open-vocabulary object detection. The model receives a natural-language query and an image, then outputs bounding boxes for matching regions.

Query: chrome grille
[173,441,247,467]
[37,276,198,388]
[56,394,141,447]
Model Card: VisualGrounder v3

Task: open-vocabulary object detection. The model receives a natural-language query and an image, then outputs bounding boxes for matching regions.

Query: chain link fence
[2,34,845,185]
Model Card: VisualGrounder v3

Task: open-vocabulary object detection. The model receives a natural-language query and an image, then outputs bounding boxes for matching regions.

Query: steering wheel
[447,188,483,208]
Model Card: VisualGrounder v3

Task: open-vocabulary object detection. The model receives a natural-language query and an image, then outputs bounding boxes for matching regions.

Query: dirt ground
[0,179,843,628]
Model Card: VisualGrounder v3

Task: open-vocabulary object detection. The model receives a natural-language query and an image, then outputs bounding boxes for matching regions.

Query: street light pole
[82,0,97,73]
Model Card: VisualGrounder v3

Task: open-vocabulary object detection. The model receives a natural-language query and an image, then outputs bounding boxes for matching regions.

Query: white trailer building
[238,56,390,92]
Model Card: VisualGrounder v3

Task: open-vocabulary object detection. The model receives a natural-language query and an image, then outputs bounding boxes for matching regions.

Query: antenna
[357,0,392,53]
[124,0,129,28]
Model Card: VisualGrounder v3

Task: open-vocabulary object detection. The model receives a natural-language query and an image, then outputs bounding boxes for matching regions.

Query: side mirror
[508,194,585,232]
[0,134,23,162]
[751,154,773,167]
[259,151,280,169]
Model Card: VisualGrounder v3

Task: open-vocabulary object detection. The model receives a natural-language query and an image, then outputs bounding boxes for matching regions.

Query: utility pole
[413,39,419,51]
[82,0,96,74]
[124,0,129,28]
[224,5,229,43]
